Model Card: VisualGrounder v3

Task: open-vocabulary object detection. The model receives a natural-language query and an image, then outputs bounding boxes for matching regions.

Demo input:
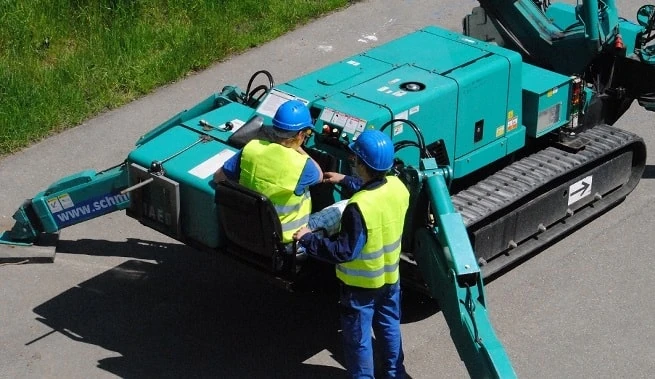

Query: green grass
[0,0,349,156]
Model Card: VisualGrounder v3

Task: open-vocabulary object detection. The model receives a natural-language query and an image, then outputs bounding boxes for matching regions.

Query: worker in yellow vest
[293,130,410,379]
[214,100,323,243]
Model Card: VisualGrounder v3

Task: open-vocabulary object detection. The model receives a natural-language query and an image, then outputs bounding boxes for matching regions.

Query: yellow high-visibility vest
[240,140,311,243]
[336,176,409,288]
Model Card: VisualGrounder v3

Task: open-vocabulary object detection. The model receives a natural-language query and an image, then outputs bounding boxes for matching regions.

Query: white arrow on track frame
[568,175,592,205]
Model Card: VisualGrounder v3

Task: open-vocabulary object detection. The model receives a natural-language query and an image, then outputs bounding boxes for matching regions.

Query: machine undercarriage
[401,124,645,292]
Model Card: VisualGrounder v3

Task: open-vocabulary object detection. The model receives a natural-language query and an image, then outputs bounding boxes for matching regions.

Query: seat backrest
[227,115,265,149]
[214,180,283,259]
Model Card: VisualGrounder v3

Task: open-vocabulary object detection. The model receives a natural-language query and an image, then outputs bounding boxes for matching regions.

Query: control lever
[199,119,233,132]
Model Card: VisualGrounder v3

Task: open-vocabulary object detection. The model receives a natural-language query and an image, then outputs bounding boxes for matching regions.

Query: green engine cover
[122,25,573,251]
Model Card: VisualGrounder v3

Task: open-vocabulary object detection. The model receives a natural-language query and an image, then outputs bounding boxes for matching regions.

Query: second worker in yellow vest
[293,130,409,379]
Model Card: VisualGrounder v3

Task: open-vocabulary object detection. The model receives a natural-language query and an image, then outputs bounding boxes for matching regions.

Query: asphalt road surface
[2,1,655,378]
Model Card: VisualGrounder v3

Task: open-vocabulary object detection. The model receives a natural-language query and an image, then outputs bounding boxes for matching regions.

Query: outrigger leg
[0,163,130,263]
[413,159,516,379]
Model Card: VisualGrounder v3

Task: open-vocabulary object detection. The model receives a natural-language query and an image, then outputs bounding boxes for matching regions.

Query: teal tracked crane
[3,1,655,377]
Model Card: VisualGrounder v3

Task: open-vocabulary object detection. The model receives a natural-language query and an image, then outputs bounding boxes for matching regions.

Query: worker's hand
[322,172,345,184]
[293,226,312,241]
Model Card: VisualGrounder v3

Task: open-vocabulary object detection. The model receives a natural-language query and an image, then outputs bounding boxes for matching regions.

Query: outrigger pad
[0,232,58,263]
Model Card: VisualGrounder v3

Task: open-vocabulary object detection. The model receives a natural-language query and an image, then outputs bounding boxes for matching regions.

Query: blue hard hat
[272,100,313,132]
[349,130,394,171]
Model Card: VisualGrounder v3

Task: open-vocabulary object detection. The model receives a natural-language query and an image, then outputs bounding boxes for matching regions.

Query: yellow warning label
[507,116,519,131]
[496,125,505,137]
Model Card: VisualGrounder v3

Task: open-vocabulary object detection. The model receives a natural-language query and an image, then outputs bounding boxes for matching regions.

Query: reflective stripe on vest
[240,140,311,243]
[336,176,409,289]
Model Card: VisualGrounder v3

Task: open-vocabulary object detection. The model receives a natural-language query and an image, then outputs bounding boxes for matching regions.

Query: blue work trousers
[339,281,405,379]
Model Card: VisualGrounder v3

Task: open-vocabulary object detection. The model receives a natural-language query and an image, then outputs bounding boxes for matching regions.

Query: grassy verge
[0,0,349,156]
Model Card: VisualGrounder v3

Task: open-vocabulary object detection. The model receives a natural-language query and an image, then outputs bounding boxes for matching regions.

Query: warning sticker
[320,107,367,134]
[393,110,409,136]
[320,108,335,123]
[344,116,366,135]
[495,125,505,138]
[48,194,75,213]
[331,111,349,127]
[47,198,64,213]
[57,194,74,209]
[257,89,308,119]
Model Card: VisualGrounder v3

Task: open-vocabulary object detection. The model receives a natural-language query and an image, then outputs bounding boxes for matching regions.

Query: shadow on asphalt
[642,164,655,179]
[31,238,438,378]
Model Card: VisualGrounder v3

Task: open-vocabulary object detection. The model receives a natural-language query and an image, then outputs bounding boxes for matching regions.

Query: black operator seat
[215,179,300,273]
